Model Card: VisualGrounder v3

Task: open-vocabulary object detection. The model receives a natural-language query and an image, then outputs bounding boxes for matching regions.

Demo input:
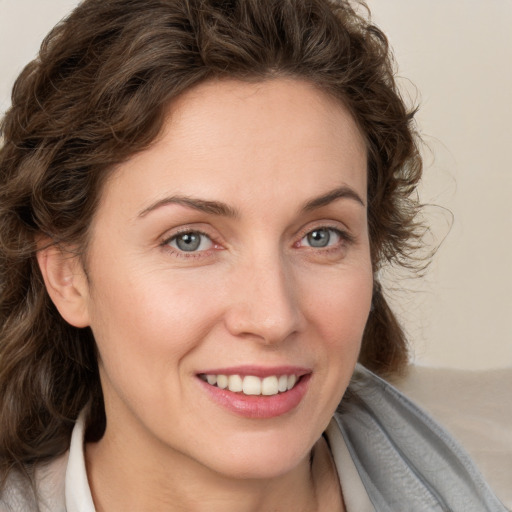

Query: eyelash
[161,229,219,258]
[161,225,354,258]
[296,226,355,251]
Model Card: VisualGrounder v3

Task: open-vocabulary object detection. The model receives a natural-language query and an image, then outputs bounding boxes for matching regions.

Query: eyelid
[168,231,213,252]
[295,223,355,247]
[160,225,224,257]
[160,222,218,243]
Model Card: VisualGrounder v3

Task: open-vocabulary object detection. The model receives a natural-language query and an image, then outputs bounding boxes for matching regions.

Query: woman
[0,0,506,511]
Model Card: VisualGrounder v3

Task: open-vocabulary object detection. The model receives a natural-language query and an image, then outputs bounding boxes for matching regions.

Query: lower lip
[198,374,311,419]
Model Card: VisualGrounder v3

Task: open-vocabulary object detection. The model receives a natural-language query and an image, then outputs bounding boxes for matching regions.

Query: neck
[85,428,344,512]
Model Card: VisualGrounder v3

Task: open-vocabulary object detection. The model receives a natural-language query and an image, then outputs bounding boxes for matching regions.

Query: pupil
[308,229,330,247]
[177,233,201,251]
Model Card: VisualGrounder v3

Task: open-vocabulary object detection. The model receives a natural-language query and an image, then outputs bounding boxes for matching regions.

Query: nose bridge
[225,246,302,344]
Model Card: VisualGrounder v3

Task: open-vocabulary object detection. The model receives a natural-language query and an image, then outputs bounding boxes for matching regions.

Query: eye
[300,227,343,248]
[167,231,213,252]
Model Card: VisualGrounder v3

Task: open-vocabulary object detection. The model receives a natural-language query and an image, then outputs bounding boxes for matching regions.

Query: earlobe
[36,243,91,328]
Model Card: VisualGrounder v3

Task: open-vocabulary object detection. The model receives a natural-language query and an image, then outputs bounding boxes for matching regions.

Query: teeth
[287,374,297,391]
[243,376,261,395]
[278,375,288,392]
[216,375,228,389]
[261,376,278,396]
[228,375,243,392]
[203,373,300,396]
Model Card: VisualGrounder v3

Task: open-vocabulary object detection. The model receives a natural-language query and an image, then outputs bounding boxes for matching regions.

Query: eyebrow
[138,185,365,219]
[138,196,239,218]
[301,185,365,211]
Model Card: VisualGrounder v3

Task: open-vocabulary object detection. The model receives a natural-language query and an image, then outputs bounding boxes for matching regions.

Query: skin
[40,78,372,511]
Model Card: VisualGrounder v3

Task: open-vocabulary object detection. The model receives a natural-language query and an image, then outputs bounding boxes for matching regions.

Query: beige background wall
[1,1,511,369]
[368,1,512,369]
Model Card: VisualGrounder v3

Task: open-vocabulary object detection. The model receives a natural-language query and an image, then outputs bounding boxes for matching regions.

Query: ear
[36,243,91,328]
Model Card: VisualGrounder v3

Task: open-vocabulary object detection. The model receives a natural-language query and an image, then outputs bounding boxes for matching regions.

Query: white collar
[325,418,374,512]
[65,411,96,512]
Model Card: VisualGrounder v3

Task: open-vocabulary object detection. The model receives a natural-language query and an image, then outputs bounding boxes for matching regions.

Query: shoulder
[0,453,68,512]
[333,364,508,512]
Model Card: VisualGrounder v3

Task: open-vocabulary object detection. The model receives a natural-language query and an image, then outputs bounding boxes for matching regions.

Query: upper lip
[197,365,311,378]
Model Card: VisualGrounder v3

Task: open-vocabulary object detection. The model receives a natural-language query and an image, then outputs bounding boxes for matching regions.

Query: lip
[197,369,312,419]
[197,365,311,378]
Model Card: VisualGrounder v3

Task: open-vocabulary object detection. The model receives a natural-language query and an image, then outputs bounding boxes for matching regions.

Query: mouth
[196,367,311,418]
[198,373,301,396]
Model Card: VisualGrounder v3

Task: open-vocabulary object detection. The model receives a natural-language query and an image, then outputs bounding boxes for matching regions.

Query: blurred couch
[390,366,512,509]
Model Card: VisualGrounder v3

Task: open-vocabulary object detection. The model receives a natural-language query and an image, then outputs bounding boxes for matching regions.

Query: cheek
[295,264,373,428]
[86,267,223,390]
[87,271,226,428]
[300,262,373,407]
[94,271,217,338]
[303,265,373,340]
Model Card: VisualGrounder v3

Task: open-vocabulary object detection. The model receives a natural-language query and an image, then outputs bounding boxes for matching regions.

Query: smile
[197,367,312,418]
[199,374,299,396]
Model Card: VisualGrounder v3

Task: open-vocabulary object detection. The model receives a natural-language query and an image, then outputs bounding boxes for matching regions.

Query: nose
[223,253,304,346]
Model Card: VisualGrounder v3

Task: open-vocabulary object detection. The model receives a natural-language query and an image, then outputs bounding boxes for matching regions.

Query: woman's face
[82,78,372,479]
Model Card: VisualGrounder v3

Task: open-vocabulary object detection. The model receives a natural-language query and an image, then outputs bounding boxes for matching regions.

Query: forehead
[99,78,367,219]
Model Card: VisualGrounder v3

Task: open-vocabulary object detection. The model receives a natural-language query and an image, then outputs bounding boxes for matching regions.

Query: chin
[194,432,315,481]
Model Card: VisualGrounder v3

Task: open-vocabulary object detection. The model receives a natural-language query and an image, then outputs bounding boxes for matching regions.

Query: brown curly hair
[0,0,422,488]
